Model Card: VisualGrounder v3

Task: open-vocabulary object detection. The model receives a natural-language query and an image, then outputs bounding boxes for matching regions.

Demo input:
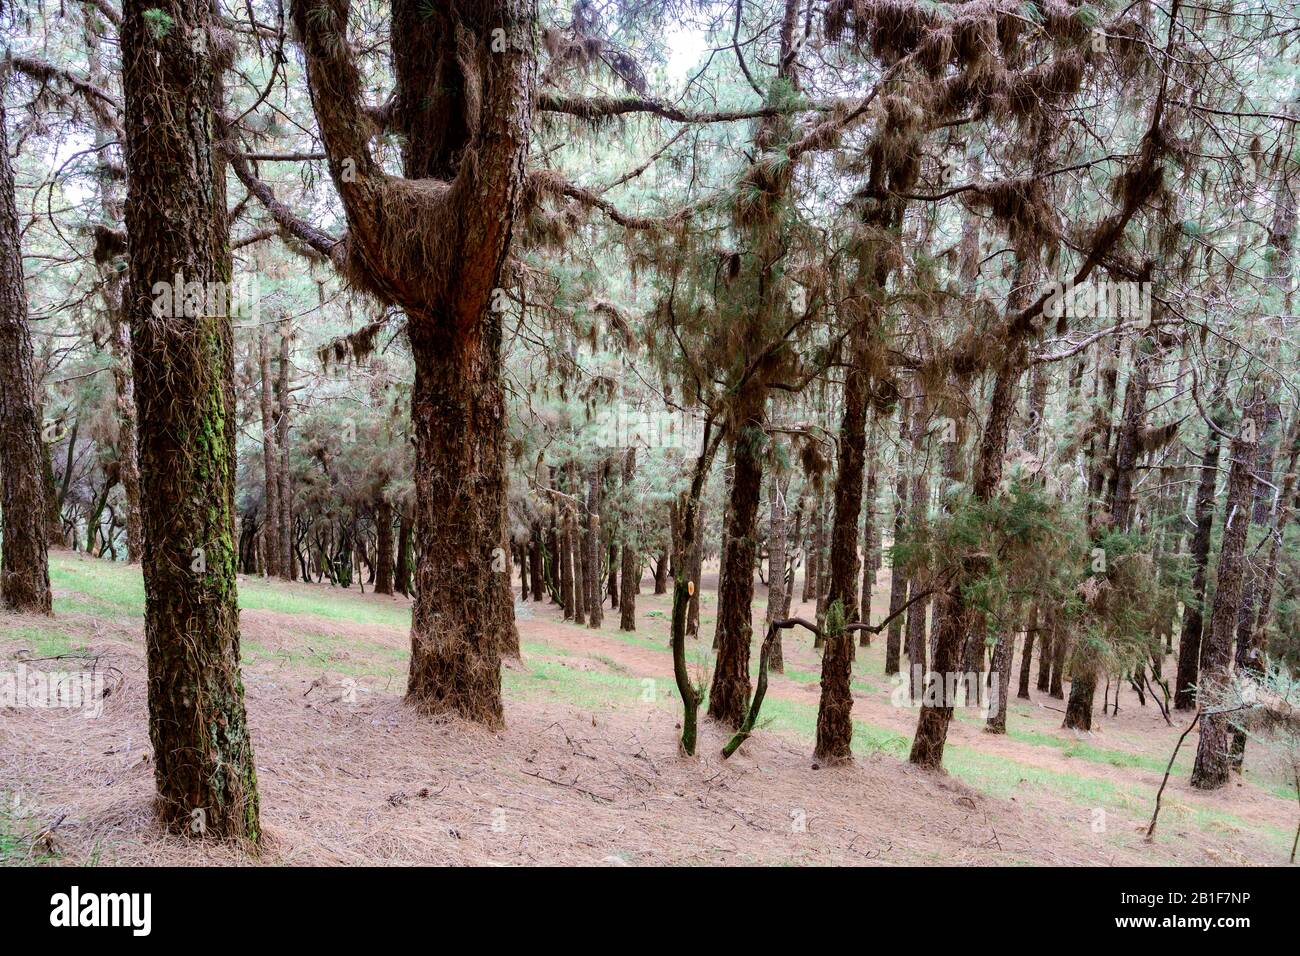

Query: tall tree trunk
[258,326,281,578]
[765,469,789,673]
[1175,361,1229,709]
[619,448,637,631]
[815,330,874,762]
[568,466,585,625]
[85,8,144,563]
[122,0,259,839]
[290,0,534,721]
[0,77,52,614]
[1191,394,1264,789]
[1066,340,1154,730]
[884,403,910,676]
[859,426,879,640]
[708,411,765,727]
[585,460,603,628]
[1227,399,1283,768]
[275,328,294,579]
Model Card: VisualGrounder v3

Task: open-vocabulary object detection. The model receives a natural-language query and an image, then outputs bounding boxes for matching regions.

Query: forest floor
[1,550,1297,866]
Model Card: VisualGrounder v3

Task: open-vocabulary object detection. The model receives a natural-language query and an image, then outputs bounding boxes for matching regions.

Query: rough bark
[1174,364,1228,710]
[0,76,53,614]
[375,497,394,594]
[619,448,637,631]
[1191,395,1263,789]
[290,0,535,722]
[122,0,259,839]
[708,413,765,728]
[815,329,874,762]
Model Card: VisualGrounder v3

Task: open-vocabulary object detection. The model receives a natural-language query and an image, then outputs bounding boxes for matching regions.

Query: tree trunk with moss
[290,0,536,720]
[122,0,260,840]
[0,78,53,615]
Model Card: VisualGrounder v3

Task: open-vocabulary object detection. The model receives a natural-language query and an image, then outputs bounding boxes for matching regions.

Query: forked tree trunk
[290,0,534,720]
[0,78,53,614]
[654,545,669,593]
[122,0,259,840]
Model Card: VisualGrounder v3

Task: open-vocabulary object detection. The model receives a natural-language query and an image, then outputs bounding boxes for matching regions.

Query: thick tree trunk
[708,412,765,728]
[406,319,513,721]
[122,0,259,840]
[0,80,52,614]
[395,509,411,596]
